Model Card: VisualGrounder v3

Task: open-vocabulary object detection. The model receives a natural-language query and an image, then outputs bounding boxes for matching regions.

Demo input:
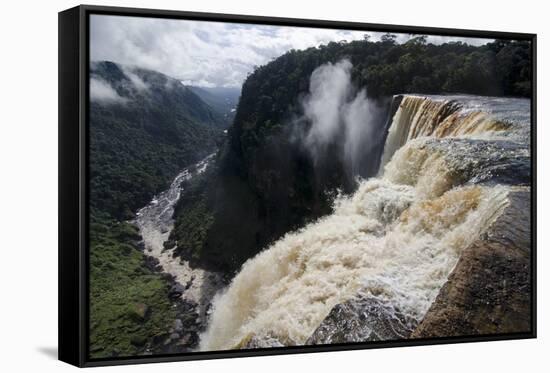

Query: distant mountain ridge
[91,61,227,128]
[186,86,241,127]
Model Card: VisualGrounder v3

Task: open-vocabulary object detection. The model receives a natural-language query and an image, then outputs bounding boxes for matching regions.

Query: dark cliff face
[201,132,344,272]
[412,189,532,338]
[196,70,390,273]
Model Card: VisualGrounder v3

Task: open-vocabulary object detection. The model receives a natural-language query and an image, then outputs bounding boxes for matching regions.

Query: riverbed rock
[173,319,183,333]
[144,256,161,271]
[168,283,186,299]
[180,299,198,313]
[412,189,532,338]
[184,281,193,291]
[136,240,146,251]
[183,332,199,346]
[178,334,192,346]
[306,296,417,345]
[161,273,174,282]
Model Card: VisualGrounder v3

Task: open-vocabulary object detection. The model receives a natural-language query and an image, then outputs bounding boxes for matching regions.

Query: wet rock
[180,299,198,313]
[205,302,213,316]
[182,332,199,346]
[423,138,531,187]
[233,333,285,349]
[161,273,174,282]
[184,279,193,290]
[412,189,532,338]
[136,240,146,251]
[248,335,284,348]
[306,296,417,345]
[178,334,192,346]
[162,332,181,347]
[144,256,161,271]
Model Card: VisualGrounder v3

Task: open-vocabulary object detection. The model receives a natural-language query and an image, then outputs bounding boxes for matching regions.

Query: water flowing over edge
[199,93,530,351]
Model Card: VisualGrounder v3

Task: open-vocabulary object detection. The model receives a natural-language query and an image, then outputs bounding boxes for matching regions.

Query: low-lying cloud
[121,66,149,91]
[90,78,127,104]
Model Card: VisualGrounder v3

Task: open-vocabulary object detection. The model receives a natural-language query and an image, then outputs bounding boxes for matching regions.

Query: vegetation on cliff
[89,214,176,358]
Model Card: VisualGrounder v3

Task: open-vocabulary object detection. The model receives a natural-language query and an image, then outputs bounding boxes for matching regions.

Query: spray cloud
[302,59,382,176]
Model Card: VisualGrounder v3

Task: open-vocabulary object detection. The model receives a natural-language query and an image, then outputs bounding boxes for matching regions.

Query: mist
[301,59,383,178]
[343,89,383,175]
[90,77,127,104]
[121,66,149,91]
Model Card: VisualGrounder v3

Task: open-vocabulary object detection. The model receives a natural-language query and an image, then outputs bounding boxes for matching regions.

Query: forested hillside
[170,37,532,274]
[88,62,223,358]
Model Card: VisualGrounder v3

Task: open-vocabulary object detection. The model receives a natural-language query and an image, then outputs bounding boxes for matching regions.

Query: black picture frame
[59,4,537,367]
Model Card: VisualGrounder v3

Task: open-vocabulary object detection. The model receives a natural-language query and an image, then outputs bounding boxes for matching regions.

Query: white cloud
[90,15,493,88]
[90,78,127,103]
[180,79,216,88]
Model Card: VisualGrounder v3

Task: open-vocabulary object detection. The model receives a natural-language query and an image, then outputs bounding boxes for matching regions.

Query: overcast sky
[90,15,493,88]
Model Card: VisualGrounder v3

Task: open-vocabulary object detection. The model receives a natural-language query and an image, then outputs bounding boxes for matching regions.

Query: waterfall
[379,95,513,170]
[199,94,530,351]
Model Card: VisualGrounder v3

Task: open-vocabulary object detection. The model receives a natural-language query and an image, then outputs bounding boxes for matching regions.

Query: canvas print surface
[88,14,532,359]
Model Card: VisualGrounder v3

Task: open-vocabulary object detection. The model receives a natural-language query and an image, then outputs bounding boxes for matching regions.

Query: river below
[133,154,224,350]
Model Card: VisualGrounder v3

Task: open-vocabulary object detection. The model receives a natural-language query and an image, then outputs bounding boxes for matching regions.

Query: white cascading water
[199,93,529,351]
